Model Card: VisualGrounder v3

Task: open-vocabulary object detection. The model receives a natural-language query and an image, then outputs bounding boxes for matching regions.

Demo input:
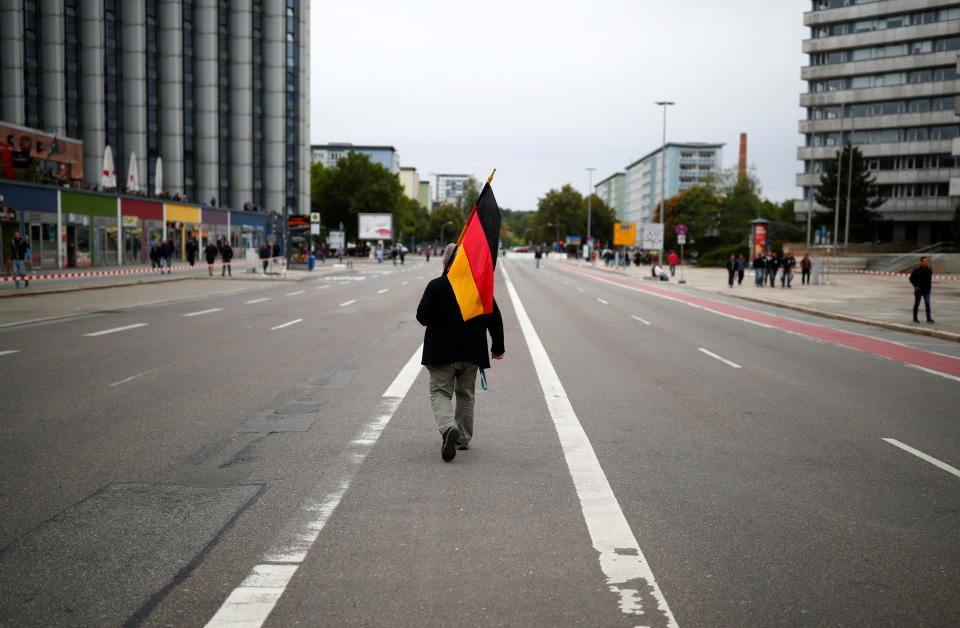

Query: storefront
[201,206,229,251]
[0,182,58,270]
[61,191,120,267]
[164,203,200,261]
[120,198,163,265]
[230,211,266,258]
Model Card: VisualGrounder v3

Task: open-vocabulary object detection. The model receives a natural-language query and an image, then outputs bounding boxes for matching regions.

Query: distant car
[512,246,529,252]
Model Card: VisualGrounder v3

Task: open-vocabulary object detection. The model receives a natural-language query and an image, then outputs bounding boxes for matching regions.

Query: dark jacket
[725,258,736,272]
[221,243,233,262]
[149,243,160,263]
[909,265,932,292]
[782,255,796,271]
[204,244,219,264]
[11,237,29,261]
[259,244,270,259]
[416,276,505,370]
[766,256,780,272]
[186,240,199,262]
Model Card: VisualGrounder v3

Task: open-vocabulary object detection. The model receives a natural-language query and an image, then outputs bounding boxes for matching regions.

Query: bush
[698,244,749,267]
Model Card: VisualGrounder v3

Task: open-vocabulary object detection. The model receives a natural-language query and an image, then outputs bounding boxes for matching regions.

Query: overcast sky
[310,1,810,212]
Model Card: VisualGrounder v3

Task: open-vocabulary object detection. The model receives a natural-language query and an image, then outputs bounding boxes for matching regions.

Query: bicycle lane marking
[204,345,424,627]
[562,265,960,383]
[501,264,678,626]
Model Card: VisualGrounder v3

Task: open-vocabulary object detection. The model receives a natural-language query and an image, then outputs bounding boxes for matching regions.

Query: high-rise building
[594,172,626,221]
[0,0,310,215]
[432,173,471,207]
[796,1,960,244]
[623,143,724,225]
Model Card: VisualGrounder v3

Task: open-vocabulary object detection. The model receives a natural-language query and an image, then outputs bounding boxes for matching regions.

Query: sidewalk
[563,259,960,342]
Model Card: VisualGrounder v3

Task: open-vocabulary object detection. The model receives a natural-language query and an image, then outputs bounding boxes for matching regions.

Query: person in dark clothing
[160,238,173,274]
[909,256,934,323]
[416,244,505,462]
[186,237,199,266]
[801,253,812,285]
[736,254,746,285]
[149,241,161,270]
[259,241,271,273]
[221,239,233,276]
[781,252,796,288]
[766,252,779,288]
[754,252,765,286]
[10,231,29,288]
[725,254,736,288]
[204,240,219,276]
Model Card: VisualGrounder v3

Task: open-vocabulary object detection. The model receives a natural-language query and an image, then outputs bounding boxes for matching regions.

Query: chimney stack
[738,133,747,183]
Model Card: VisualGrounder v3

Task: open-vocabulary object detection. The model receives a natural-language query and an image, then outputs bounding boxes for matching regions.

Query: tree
[310,152,406,243]
[534,184,614,249]
[457,176,481,218]
[814,144,886,242]
[428,203,465,244]
[501,208,534,247]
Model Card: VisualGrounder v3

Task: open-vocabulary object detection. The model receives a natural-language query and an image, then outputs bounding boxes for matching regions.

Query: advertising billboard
[358,213,393,240]
[640,223,664,250]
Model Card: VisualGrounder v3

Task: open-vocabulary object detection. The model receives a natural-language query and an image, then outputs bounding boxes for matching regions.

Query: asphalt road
[0,253,958,627]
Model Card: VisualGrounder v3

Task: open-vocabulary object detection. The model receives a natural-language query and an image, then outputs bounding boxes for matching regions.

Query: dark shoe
[456,442,470,451]
[913,318,920,323]
[927,319,935,323]
[441,427,459,462]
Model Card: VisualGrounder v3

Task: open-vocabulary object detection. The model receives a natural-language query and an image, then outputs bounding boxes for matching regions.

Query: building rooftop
[626,142,725,171]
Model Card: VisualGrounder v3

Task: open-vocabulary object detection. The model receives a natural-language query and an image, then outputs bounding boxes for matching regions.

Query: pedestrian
[534,245,542,268]
[376,246,383,264]
[259,241,271,273]
[149,240,161,270]
[653,263,668,281]
[10,231,29,288]
[400,246,406,265]
[205,239,219,276]
[726,254,736,288]
[161,238,173,274]
[186,237,198,266]
[736,254,746,285]
[781,251,796,288]
[754,252,765,286]
[909,256,934,323]
[766,252,779,288]
[667,250,679,277]
[221,238,233,276]
[425,247,431,263]
[392,245,399,266]
[417,244,505,462]
[801,253,812,285]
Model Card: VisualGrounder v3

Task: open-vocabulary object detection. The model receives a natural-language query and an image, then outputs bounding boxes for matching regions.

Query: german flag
[444,178,501,321]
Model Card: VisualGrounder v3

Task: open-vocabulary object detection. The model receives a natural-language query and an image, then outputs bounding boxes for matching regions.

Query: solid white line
[245,297,271,304]
[698,347,742,368]
[883,438,960,480]
[83,323,148,337]
[377,288,388,294]
[183,308,222,317]
[596,298,608,305]
[110,367,161,386]
[315,284,329,290]
[205,345,424,627]
[0,350,21,356]
[285,290,305,296]
[500,265,677,626]
[631,315,651,325]
[270,319,302,330]
[339,299,356,307]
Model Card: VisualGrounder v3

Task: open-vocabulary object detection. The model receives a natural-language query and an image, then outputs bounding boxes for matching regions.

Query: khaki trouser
[426,362,477,443]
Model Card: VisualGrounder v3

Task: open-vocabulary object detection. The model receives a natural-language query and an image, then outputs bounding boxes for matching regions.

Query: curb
[560,261,960,344]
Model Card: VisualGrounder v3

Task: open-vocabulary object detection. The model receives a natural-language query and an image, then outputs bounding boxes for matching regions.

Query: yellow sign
[613,222,636,246]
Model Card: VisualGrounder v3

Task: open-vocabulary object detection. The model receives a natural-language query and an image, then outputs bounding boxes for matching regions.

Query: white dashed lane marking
[339,300,356,307]
[83,323,148,337]
[286,290,305,296]
[271,319,302,330]
[631,315,651,325]
[183,308,223,317]
[698,347,742,369]
[246,298,271,304]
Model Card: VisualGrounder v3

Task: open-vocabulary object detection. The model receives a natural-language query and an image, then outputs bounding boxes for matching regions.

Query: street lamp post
[547,222,560,253]
[439,220,453,247]
[586,167,595,263]
[655,101,675,265]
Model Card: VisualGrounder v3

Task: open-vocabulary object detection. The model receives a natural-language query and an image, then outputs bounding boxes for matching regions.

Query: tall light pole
[440,220,453,246]
[833,102,844,259]
[586,167,595,262]
[547,222,560,252]
[655,101,675,265]
[844,110,855,251]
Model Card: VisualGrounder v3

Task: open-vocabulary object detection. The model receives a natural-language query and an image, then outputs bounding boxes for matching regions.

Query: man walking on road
[417,244,505,462]
[11,231,29,288]
[910,256,934,323]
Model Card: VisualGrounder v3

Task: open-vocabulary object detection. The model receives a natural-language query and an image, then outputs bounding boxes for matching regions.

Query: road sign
[613,222,636,246]
[310,212,320,223]
[640,223,664,250]
[677,234,686,245]
[676,224,687,235]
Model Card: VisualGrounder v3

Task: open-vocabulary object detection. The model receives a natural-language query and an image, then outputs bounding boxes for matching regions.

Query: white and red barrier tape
[2,257,285,283]
[823,267,960,281]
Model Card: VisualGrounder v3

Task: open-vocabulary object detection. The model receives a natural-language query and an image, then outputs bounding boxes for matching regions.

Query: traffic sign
[676,224,687,235]
[677,234,686,245]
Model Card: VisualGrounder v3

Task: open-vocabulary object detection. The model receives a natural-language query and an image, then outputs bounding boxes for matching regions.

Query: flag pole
[455,169,496,245]
[487,168,496,184]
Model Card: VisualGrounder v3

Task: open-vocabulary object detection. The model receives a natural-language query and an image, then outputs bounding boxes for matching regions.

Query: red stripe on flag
[460,214,494,313]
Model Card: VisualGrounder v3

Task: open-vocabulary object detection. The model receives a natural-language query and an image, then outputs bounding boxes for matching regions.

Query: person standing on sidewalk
[221,239,233,276]
[160,238,173,274]
[801,253,812,285]
[781,251,796,288]
[736,254,746,286]
[766,252,779,288]
[726,254,736,288]
[754,252,765,286]
[10,231,29,288]
[909,256,934,323]
[417,244,505,462]
[259,241,271,273]
[186,237,199,267]
[204,240,219,276]
[667,250,679,277]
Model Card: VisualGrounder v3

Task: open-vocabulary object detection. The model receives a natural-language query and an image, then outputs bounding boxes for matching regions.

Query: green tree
[501,208,534,247]
[661,185,723,253]
[534,184,615,248]
[310,152,406,243]
[814,144,886,242]
[428,203,465,244]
